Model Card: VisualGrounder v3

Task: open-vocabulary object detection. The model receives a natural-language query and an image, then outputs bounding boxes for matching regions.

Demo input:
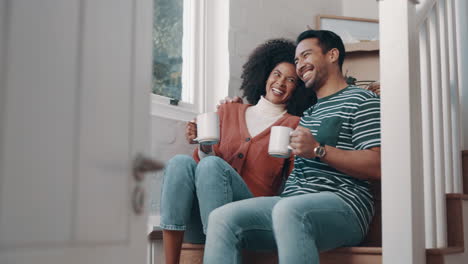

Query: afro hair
[239,38,316,116]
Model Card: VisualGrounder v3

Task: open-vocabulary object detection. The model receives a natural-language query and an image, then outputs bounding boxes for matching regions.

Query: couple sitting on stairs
[160,29,381,264]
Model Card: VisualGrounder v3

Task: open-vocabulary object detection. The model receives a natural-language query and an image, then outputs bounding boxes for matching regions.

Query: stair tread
[326,246,382,254]
[326,246,465,256]
[178,244,465,259]
[446,193,468,200]
[426,246,464,255]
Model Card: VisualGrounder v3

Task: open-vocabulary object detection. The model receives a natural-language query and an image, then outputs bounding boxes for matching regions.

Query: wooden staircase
[149,151,468,263]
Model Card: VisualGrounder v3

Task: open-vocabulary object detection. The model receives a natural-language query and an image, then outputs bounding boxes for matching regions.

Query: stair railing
[418,0,465,249]
[380,0,465,263]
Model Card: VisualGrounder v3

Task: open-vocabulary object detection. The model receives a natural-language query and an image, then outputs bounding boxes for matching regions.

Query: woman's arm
[186,119,215,159]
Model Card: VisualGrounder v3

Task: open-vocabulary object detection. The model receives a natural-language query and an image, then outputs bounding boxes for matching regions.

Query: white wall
[204,0,230,112]
[228,0,342,98]
[149,116,193,217]
[342,0,378,20]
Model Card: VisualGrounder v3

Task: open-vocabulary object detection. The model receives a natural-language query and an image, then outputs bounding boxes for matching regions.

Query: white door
[0,0,154,263]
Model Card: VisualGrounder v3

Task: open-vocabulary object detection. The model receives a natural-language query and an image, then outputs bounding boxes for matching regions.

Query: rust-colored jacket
[193,103,299,196]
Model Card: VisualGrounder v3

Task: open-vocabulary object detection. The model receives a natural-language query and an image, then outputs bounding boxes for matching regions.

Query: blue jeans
[203,192,364,264]
[159,155,253,243]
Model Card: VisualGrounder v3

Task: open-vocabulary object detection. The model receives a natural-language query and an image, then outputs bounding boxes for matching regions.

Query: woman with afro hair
[159,38,315,264]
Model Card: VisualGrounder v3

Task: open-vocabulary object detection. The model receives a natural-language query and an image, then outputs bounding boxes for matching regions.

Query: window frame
[151,0,207,121]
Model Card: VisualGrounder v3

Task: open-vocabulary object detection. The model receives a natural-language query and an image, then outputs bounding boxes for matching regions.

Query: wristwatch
[314,143,326,161]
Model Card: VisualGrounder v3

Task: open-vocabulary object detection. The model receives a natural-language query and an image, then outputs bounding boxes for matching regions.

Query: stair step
[153,230,465,264]
[320,247,382,264]
[446,194,465,248]
[426,247,465,264]
[178,244,383,264]
[427,247,465,255]
[447,193,468,200]
[328,246,382,254]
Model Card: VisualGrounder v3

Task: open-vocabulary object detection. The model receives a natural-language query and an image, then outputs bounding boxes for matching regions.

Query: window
[152,0,183,101]
[151,0,229,121]
[152,0,203,121]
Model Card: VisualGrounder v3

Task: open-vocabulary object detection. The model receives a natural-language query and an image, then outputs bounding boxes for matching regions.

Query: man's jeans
[159,154,253,243]
[203,192,364,264]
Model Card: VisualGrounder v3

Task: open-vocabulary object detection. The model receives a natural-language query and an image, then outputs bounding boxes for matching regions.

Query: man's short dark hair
[296,30,346,71]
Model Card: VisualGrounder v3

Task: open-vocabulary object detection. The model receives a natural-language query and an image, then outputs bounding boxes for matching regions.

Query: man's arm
[290,126,381,181]
[321,146,380,180]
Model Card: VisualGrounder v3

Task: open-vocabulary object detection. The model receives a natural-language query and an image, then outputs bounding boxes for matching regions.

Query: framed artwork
[316,15,379,44]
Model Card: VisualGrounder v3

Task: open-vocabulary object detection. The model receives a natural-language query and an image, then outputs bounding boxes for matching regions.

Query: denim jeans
[159,154,253,243]
[203,192,364,264]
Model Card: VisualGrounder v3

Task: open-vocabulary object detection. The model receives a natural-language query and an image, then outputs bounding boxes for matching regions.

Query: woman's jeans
[203,192,364,264]
[159,154,253,243]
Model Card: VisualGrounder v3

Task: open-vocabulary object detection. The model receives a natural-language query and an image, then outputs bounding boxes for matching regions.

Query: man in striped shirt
[203,30,381,264]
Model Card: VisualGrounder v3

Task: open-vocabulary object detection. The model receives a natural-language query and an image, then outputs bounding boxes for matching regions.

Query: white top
[199,96,287,158]
[245,96,287,138]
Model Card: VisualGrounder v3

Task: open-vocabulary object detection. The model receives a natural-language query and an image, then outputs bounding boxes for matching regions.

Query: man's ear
[328,48,340,64]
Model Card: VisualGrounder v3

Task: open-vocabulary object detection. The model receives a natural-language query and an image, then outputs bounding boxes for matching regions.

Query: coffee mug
[268,126,294,158]
[194,112,220,145]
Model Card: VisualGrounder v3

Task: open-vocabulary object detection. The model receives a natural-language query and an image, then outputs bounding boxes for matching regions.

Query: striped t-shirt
[281,85,381,236]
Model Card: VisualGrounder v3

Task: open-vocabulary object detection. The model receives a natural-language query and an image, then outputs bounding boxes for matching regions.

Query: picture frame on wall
[316,15,379,44]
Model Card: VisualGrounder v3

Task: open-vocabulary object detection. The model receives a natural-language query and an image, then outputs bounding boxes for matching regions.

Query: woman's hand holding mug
[185,117,215,154]
[185,119,198,144]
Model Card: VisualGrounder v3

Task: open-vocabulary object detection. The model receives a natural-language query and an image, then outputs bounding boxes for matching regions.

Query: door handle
[132,186,145,215]
[132,153,164,181]
[131,154,164,215]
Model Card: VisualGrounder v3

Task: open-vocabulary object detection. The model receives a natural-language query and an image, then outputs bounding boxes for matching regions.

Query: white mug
[195,112,220,145]
[268,126,294,158]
